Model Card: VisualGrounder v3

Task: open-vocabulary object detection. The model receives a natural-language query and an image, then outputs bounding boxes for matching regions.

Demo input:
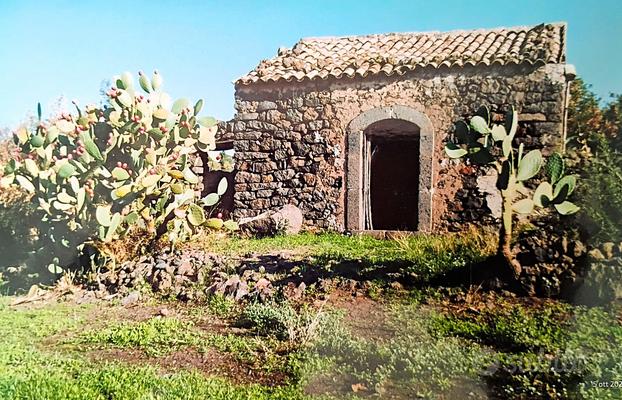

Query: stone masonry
[230,23,575,232]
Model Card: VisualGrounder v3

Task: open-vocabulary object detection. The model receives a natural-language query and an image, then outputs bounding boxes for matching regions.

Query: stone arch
[346,105,434,232]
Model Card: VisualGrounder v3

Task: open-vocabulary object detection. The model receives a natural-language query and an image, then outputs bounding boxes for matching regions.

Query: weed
[432,300,622,399]
[81,317,195,356]
[206,293,237,319]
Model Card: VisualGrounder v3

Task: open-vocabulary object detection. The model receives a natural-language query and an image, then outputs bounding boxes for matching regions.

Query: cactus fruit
[1,71,237,272]
[445,105,580,279]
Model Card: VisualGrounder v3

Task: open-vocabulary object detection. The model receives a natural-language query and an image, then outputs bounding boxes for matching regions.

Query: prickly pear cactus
[444,105,579,278]
[0,71,236,271]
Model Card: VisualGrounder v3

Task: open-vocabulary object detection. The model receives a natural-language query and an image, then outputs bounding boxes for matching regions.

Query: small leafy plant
[239,301,325,344]
[445,106,579,277]
[1,71,237,272]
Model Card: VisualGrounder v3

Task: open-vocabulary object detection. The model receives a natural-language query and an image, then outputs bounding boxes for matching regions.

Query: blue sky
[0,0,621,128]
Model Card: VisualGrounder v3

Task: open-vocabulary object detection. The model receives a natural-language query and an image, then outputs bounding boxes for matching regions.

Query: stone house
[229,22,576,233]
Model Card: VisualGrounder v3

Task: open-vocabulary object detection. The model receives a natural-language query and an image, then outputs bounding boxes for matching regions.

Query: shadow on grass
[238,252,494,291]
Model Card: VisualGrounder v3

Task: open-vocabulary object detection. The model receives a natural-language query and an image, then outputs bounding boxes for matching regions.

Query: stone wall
[231,63,570,231]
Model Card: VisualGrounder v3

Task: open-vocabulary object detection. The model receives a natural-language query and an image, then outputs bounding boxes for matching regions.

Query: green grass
[1,366,306,400]
[430,302,571,352]
[205,293,238,319]
[0,297,311,400]
[2,289,621,399]
[188,229,496,282]
[298,303,493,398]
[430,300,622,399]
[80,317,196,356]
[193,231,493,262]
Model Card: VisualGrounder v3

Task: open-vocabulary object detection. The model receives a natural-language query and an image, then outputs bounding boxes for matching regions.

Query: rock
[601,242,615,259]
[571,240,586,258]
[155,261,168,270]
[121,291,140,307]
[158,307,171,317]
[256,101,277,112]
[272,204,303,234]
[238,204,303,236]
[283,281,306,300]
[234,281,249,301]
[154,271,173,292]
[177,260,194,276]
[588,248,605,261]
[253,278,274,302]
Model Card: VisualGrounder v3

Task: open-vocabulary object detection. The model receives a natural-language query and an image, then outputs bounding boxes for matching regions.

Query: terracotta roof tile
[236,22,566,85]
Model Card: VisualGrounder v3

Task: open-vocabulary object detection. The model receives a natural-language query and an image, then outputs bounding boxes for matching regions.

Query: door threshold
[350,230,422,239]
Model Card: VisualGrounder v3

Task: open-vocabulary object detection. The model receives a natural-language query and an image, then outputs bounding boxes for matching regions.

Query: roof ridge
[298,22,567,43]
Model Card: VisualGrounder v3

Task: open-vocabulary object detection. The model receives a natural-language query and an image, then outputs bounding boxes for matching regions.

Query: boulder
[239,204,303,236]
[601,242,615,259]
[121,291,140,307]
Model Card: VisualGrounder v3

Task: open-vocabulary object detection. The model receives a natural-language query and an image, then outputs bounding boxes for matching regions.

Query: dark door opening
[369,137,420,231]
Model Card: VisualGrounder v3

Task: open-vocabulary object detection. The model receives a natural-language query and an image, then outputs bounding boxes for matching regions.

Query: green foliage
[577,134,622,243]
[445,106,579,225]
[491,306,622,399]
[1,71,237,273]
[305,305,492,397]
[566,78,622,160]
[445,105,580,275]
[561,307,622,399]
[81,317,194,356]
[430,303,570,352]
[431,299,622,399]
[239,301,326,343]
[567,78,606,153]
[1,367,306,400]
[2,288,621,399]
[206,293,237,318]
[193,230,494,283]
[240,302,299,340]
[77,306,296,375]
[0,188,40,286]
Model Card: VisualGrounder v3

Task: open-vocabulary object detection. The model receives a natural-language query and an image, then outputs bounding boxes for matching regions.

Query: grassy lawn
[0,296,306,400]
[188,229,496,261]
[185,228,497,285]
[0,226,619,399]
[1,287,620,399]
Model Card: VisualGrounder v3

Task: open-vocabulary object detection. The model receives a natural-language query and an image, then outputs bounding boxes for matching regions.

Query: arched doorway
[365,119,420,230]
[346,105,434,232]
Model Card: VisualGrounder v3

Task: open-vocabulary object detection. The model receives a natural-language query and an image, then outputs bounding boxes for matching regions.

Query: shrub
[577,134,622,244]
[206,293,237,318]
[0,71,235,273]
[239,301,325,344]
[0,187,44,289]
